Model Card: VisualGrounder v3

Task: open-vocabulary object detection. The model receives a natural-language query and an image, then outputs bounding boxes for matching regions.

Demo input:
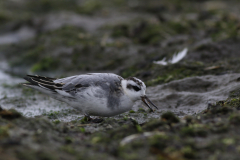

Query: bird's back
[56,73,126,115]
[54,73,123,95]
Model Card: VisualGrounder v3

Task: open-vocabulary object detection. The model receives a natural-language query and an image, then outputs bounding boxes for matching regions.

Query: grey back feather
[54,73,124,109]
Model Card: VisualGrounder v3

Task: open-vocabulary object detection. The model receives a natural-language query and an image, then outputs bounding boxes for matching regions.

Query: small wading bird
[23,73,158,122]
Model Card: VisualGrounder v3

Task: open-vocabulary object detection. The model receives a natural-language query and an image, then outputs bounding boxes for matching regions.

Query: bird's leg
[84,114,92,121]
[83,114,103,123]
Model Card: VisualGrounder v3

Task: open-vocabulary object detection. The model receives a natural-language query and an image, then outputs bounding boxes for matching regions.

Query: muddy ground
[1,0,240,159]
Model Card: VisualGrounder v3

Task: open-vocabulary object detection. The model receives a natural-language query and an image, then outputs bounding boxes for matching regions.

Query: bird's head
[121,77,158,111]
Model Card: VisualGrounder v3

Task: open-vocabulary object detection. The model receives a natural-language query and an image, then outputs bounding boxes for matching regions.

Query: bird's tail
[22,75,62,93]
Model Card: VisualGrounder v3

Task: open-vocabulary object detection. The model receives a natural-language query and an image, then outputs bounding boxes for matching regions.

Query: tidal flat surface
[1,0,240,159]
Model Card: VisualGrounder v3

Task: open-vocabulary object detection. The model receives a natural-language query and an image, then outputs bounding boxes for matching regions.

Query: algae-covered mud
[1,0,240,159]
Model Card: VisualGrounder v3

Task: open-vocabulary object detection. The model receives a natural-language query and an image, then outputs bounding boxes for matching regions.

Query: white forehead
[127,80,138,86]
[127,77,146,89]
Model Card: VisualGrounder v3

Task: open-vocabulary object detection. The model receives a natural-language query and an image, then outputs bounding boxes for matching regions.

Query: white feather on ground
[153,48,188,65]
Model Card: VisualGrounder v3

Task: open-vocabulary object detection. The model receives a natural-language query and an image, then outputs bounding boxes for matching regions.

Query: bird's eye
[132,86,141,91]
[127,84,141,92]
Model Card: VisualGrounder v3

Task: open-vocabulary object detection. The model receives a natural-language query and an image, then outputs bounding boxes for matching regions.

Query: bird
[22,73,158,121]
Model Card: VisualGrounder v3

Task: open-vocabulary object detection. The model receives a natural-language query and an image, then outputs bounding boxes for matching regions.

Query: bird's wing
[24,73,124,98]
[54,73,123,93]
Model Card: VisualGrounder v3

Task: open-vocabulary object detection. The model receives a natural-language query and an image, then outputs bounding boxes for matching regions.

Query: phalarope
[23,73,158,119]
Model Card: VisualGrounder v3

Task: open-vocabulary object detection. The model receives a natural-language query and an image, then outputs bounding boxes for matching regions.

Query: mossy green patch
[43,109,74,120]
[80,116,89,124]
[0,11,11,23]
[111,19,191,45]
[77,0,103,15]
[121,62,211,86]
[0,109,22,120]
[129,110,135,113]
[229,114,240,125]
[91,136,102,144]
[1,96,240,159]
[26,0,79,13]
[0,125,9,139]
[211,122,229,133]
[222,138,235,146]
[61,145,76,155]
[180,126,208,137]
[31,57,60,72]
[229,88,240,98]
[142,119,165,131]
[161,111,179,124]
[181,146,195,159]
[53,120,60,124]
[149,132,168,150]
[210,14,240,41]
[79,127,85,133]
[22,87,37,96]
[3,24,127,73]
[65,137,73,144]
[111,21,164,45]
[138,108,146,113]
[16,150,37,160]
[225,98,240,109]
[111,24,129,38]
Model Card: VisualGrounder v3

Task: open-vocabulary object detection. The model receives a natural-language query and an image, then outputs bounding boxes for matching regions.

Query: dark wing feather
[26,75,57,81]
[23,75,63,92]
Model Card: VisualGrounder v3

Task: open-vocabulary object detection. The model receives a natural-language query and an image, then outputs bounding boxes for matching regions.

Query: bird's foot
[91,118,103,123]
[81,115,92,123]
[82,115,103,123]
[84,115,92,121]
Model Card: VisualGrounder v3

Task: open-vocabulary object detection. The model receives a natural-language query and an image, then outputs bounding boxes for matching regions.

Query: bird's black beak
[141,95,158,112]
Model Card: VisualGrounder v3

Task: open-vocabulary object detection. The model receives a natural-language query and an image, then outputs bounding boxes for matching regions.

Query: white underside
[25,85,134,117]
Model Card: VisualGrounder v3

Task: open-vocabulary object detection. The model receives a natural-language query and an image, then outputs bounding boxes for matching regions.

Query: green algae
[0,125,9,139]
[2,24,128,74]
[137,108,146,113]
[43,109,75,120]
[0,12,11,24]
[229,114,240,125]
[131,63,206,86]
[22,87,37,96]
[180,126,208,137]
[1,94,240,159]
[111,20,188,45]
[0,108,22,120]
[1,0,240,159]
[1,0,240,80]
[31,57,60,72]
[129,110,135,113]
[61,145,76,155]
[53,119,60,124]
[181,146,195,159]
[25,0,80,14]
[161,111,179,124]
[76,0,103,15]
[229,88,240,98]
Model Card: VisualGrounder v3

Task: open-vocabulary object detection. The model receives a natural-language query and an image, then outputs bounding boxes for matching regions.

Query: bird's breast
[86,94,134,117]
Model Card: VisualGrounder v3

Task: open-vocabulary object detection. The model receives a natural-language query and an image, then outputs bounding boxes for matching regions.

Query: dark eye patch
[127,84,141,92]
[132,85,141,91]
